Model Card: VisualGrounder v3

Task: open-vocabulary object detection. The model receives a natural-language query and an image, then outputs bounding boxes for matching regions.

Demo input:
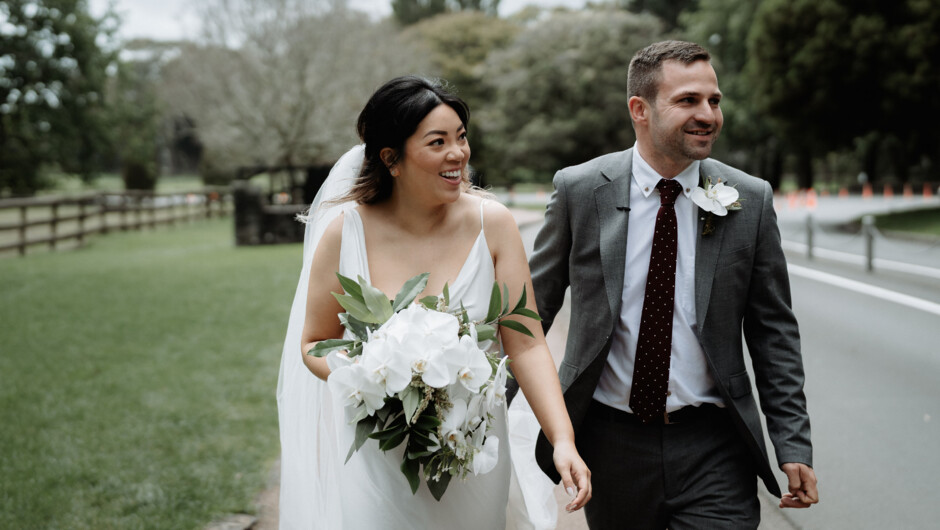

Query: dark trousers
[579,401,760,530]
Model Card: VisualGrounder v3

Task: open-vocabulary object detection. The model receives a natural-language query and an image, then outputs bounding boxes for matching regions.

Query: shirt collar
[632,144,700,199]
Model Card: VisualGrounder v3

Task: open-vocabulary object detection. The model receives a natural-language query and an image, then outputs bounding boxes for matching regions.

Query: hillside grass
[0,218,300,529]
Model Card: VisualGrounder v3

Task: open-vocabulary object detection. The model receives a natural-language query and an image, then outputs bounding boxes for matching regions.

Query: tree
[0,0,118,196]
[403,12,519,182]
[392,0,500,26]
[747,0,940,188]
[621,0,698,31]
[159,0,431,185]
[483,8,666,185]
[392,0,448,25]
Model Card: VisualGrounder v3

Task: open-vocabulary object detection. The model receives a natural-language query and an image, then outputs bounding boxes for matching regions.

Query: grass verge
[0,218,299,529]
[875,206,940,237]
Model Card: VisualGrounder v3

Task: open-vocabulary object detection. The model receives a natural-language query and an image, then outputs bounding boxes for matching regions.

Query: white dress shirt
[593,148,723,413]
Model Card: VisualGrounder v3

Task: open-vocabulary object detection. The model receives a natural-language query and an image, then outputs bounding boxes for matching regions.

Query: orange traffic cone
[862,183,873,199]
[903,183,913,199]
[806,188,818,210]
[925,183,935,199]
[884,184,894,199]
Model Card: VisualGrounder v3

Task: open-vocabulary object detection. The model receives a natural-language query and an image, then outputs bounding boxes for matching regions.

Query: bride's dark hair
[339,76,474,205]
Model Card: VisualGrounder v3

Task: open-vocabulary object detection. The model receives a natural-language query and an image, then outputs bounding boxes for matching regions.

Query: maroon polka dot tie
[629,178,683,423]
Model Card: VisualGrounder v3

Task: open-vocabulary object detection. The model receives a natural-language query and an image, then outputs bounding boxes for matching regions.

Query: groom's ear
[628,95,649,126]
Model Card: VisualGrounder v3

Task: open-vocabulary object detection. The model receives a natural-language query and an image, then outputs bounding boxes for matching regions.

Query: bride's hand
[552,439,592,512]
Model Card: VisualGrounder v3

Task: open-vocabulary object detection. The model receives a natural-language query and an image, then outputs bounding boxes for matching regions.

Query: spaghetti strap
[479,199,487,233]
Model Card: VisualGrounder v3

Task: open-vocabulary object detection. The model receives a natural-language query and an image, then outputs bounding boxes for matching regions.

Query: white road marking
[787,264,940,316]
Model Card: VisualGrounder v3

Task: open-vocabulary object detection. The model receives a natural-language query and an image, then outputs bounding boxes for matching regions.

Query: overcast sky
[88,0,588,41]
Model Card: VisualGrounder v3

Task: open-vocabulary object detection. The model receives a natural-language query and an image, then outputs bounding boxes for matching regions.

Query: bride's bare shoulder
[313,209,349,256]
[477,196,516,229]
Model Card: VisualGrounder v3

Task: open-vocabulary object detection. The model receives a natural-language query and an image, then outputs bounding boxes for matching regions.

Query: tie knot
[656,179,683,206]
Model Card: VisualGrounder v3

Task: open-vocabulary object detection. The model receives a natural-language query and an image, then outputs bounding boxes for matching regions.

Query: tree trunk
[796,148,814,190]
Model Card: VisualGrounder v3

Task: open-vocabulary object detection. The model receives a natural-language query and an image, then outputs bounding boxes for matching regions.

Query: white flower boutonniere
[691,177,742,235]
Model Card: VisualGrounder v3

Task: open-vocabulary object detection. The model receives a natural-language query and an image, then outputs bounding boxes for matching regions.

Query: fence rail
[0,189,230,257]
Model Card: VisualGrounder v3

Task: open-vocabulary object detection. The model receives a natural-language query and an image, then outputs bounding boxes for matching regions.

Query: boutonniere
[691,177,742,235]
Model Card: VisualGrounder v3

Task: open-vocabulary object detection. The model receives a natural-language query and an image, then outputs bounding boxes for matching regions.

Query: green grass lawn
[0,218,301,529]
[875,206,940,237]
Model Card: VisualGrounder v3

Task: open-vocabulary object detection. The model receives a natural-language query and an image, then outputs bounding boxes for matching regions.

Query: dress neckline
[346,207,488,296]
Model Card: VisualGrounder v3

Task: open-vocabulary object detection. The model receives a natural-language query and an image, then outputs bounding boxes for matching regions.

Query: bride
[276,76,591,528]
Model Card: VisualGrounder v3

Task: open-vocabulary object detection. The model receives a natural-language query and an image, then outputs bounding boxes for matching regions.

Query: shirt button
[666,390,672,397]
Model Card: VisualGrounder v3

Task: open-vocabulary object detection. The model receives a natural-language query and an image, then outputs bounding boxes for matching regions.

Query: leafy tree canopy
[0,0,118,196]
[483,8,666,184]
[747,0,940,182]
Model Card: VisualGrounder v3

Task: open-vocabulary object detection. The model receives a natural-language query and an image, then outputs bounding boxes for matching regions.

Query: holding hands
[780,462,819,508]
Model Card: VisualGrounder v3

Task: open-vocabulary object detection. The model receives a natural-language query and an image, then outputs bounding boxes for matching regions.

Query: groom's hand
[779,462,819,508]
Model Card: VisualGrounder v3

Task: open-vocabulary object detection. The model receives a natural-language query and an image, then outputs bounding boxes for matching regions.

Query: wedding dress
[276,145,556,529]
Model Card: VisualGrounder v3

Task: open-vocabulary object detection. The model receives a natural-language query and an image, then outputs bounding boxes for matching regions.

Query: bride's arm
[301,215,347,381]
[484,201,592,512]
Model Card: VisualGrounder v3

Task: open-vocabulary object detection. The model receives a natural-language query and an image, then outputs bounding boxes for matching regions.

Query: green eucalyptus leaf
[512,284,528,312]
[475,324,497,342]
[333,293,380,323]
[338,313,370,340]
[401,457,420,494]
[510,307,542,321]
[348,344,363,358]
[401,386,420,425]
[358,275,393,322]
[414,414,442,430]
[502,284,510,315]
[392,273,430,312]
[410,430,437,448]
[485,282,501,323]
[346,415,378,463]
[442,282,450,307]
[336,273,363,300]
[427,472,453,501]
[499,319,535,338]
[309,339,356,357]
[379,430,407,451]
[419,295,439,309]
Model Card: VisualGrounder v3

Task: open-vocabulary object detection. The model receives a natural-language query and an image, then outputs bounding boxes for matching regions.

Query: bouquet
[310,272,540,500]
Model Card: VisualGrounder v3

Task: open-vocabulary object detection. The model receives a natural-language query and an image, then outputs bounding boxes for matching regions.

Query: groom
[530,40,818,528]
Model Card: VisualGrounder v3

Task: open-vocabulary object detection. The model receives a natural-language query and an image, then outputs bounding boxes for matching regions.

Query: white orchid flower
[360,336,412,395]
[325,350,355,372]
[484,356,509,411]
[381,304,460,350]
[441,398,469,458]
[327,364,386,415]
[472,435,500,476]
[691,179,740,216]
[444,335,493,393]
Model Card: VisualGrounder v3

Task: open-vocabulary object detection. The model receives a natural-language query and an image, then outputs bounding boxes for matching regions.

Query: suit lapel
[595,150,633,318]
[694,160,727,326]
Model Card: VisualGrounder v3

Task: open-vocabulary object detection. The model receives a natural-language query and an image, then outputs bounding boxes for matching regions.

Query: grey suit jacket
[530,148,812,497]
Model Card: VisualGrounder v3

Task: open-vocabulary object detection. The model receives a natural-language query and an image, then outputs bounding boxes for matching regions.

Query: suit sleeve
[529,171,572,334]
[743,180,813,467]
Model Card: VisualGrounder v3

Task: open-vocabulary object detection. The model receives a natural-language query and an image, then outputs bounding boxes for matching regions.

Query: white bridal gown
[277,196,556,529]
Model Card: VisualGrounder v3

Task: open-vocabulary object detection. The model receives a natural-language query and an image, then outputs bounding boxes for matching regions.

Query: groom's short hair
[628,40,711,102]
